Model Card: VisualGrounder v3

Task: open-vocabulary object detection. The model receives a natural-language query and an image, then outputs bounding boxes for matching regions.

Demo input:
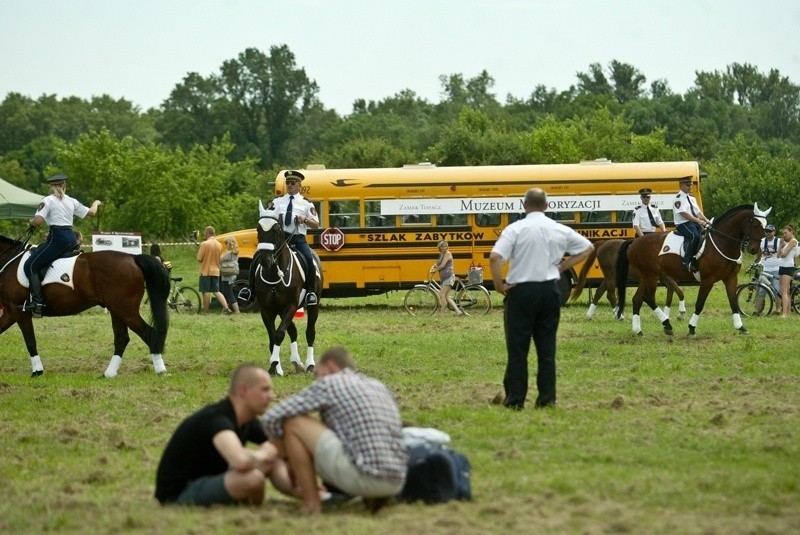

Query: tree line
[1,45,798,239]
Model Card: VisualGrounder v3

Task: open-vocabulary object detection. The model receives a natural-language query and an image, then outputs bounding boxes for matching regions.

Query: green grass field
[1,246,798,534]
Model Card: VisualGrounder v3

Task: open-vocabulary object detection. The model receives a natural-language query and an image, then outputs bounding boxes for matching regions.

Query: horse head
[257,200,286,268]
[713,204,771,256]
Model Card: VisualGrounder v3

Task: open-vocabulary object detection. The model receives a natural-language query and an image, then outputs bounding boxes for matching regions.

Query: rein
[0,227,35,276]
[704,212,757,265]
[257,216,298,287]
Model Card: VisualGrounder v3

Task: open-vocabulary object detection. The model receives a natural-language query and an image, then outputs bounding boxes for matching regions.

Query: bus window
[476,213,500,227]
[583,211,613,223]
[401,214,432,226]
[438,214,468,226]
[365,200,389,227]
[509,213,526,224]
[552,212,575,223]
[616,210,634,223]
[329,200,359,228]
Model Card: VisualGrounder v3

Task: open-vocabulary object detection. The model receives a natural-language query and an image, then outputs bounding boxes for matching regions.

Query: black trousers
[502,280,561,408]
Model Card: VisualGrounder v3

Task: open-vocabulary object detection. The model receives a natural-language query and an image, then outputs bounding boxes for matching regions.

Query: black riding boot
[305,266,318,306]
[28,271,45,318]
[682,239,698,271]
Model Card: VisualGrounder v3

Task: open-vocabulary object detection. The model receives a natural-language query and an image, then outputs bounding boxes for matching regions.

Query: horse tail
[614,239,634,319]
[569,243,597,301]
[134,254,170,353]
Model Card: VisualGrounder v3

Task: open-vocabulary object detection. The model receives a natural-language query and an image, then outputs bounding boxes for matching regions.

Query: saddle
[17,251,79,290]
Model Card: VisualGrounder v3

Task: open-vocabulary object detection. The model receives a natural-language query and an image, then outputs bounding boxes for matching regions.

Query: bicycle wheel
[735,282,773,318]
[456,285,492,316]
[172,286,201,315]
[792,285,800,314]
[233,279,257,312]
[404,286,438,316]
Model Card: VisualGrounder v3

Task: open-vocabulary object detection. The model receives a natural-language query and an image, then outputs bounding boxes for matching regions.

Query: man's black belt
[50,225,73,230]
[514,280,557,286]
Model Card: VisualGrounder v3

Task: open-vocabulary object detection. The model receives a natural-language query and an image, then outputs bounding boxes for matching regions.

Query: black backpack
[397,441,472,504]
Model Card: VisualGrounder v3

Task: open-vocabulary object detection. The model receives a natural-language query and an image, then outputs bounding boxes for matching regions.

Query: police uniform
[24,174,91,317]
[491,211,592,409]
[672,180,705,269]
[632,188,663,235]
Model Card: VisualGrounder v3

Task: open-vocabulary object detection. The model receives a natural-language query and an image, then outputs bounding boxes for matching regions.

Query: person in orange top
[197,226,231,314]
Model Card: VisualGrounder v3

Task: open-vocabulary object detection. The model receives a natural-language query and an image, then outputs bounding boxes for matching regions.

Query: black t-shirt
[154,397,268,504]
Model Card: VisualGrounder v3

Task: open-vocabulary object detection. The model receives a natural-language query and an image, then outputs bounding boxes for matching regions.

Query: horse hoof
[738,327,748,334]
[268,361,283,377]
[292,361,304,374]
[306,365,315,374]
[664,329,673,336]
[30,370,43,378]
[636,331,643,337]
[688,327,696,336]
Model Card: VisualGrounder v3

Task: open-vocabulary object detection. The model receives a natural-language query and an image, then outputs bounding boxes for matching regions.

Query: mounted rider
[673,177,710,272]
[252,170,320,306]
[24,174,101,318]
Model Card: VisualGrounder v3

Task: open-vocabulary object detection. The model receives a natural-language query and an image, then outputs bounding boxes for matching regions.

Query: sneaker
[306,292,318,306]
[222,308,233,315]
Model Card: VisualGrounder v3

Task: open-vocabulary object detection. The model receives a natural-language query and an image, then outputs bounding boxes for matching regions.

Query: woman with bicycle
[777,225,799,317]
[430,240,464,315]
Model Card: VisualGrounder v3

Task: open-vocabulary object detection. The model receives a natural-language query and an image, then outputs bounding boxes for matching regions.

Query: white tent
[0,177,42,219]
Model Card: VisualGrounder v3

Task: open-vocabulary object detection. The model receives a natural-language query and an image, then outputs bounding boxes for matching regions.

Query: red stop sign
[320,227,345,251]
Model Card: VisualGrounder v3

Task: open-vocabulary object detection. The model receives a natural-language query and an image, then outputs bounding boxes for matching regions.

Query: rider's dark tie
[687,194,697,216]
[646,205,657,227]
[285,195,294,226]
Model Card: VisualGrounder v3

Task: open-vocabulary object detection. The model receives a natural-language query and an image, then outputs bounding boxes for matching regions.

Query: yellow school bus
[217,159,704,299]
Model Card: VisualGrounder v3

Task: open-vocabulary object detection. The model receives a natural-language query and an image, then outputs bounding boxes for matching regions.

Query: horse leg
[304,306,319,373]
[15,314,44,377]
[660,275,686,320]
[263,311,285,377]
[724,275,748,334]
[104,314,131,378]
[287,321,305,373]
[586,280,606,319]
[688,279,715,335]
[632,276,673,336]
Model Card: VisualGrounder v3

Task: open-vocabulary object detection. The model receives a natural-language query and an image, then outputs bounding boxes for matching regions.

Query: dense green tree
[704,135,800,225]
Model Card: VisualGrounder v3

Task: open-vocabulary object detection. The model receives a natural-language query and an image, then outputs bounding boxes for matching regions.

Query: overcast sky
[2,0,799,115]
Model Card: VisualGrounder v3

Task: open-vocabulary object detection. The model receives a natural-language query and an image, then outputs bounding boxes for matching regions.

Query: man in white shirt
[490,188,593,410]
[672,177,710,272]
[632,188,666,237]
[754,224,781,314]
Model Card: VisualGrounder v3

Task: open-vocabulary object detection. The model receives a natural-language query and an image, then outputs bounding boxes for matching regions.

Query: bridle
[705,211,761,265]
[256,215,297,287]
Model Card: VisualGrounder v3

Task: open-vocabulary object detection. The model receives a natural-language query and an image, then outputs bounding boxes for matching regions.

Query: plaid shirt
[262,369,407,483]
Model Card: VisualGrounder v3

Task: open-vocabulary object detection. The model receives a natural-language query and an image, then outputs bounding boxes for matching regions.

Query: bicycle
[143,276,202,314]
[404,271,492,316]
[735,261,800,317]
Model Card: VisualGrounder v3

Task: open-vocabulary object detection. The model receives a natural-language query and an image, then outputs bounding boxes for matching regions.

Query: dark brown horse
[615,204,768,335]
[0,233,170,377]
[570,238,685,320]
[253,211,322,376]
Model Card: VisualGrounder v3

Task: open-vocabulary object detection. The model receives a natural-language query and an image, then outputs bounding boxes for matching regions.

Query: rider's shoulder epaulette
[650,204,658,208]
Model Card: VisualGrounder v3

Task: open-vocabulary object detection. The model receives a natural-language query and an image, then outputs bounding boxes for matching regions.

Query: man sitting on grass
[154,364,298,506]
[262,347,408,514]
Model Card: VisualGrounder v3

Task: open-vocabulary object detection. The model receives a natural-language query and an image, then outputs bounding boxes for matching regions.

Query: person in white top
[24,174,101,318]
[777,224,799,317]
[632,188,666,237]
[490,188,593,410]
[753,224,781,314]
[672,177,710,272]
[261,170,320,306]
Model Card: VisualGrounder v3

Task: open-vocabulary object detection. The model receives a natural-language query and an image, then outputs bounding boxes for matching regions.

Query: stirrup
[32,302,44,318]
[306,292,318,306]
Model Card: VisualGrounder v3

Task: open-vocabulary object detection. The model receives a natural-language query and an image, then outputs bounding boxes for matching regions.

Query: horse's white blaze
[104,354,122,378]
